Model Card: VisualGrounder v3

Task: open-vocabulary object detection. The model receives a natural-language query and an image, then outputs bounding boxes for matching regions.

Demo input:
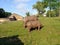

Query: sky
[0,0,40,17]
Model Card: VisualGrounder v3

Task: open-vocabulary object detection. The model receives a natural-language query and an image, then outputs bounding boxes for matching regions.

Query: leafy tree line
[32,0,60,17]
[0,8,11,18]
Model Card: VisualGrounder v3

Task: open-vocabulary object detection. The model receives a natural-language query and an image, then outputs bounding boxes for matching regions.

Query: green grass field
[0,17,60,45]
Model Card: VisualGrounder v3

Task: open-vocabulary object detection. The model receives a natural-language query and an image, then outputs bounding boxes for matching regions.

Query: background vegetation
[0,8,11,18]
[33,0,60,17]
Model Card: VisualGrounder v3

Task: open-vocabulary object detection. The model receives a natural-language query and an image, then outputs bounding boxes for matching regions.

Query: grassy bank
[0,17,60,45]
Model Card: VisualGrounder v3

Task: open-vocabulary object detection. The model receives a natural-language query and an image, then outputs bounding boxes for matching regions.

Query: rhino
[23,15,38,28]
[25,20,42,32]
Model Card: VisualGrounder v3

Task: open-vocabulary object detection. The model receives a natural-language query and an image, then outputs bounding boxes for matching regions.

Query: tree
[33,1,47,16]
[46,10,57,17]
[43,0,60,17]
[0,8,11,18]
[0,8,5,18]
[5,12,11,17]
[26,12,30,16]
[57,1,60,16]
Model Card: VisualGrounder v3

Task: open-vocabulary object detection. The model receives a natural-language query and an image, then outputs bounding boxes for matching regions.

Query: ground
[0,17,60,45]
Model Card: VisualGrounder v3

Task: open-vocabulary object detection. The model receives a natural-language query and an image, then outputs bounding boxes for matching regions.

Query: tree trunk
[58,0,60,17]
[37,10,40,17]
[49,7,51,17]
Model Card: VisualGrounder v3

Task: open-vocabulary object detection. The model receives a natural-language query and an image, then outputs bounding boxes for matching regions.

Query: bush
[46,10,58,17]
[0,8,11,18]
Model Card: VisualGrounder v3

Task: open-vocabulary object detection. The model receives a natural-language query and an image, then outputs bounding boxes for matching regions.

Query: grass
[0,17,60,45]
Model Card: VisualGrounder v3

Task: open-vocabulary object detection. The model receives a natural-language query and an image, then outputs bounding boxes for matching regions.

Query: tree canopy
[33,1,47,16]
[26,12,30,16]
[0,8,11,18]
[33,0,60,17]
[43,0,60,17]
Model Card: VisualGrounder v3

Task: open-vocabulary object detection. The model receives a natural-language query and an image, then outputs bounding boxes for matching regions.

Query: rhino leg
[38,26,40,31]
[28,27,31,32]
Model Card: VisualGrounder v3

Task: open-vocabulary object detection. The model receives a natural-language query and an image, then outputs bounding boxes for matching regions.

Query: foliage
[46,9,60,17]
[43,0,60,17]
[0,8,5,18]
[0,8,11,18]
[33,0,60,17]
[33,1,47,15]
[5,12,11,17]
[43,0,58,10]
[57,1,60,16]
[54,9,59,17]
[26,12,30,16]
[46,10,56,17]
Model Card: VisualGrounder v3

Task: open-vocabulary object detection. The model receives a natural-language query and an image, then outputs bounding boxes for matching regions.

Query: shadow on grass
[56,44,60,45]
[0,35,24,45]
[30,25,44,32]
